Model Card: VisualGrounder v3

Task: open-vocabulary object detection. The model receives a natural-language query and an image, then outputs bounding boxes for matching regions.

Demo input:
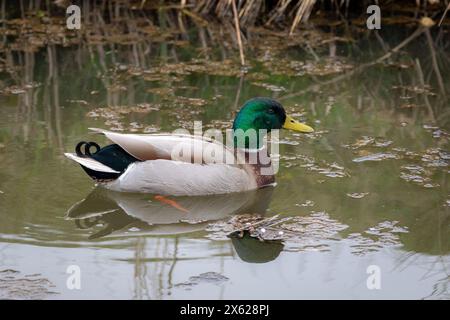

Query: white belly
[103,159,258,196]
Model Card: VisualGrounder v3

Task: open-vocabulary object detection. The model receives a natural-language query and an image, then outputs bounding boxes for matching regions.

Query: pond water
[0,25,449,299]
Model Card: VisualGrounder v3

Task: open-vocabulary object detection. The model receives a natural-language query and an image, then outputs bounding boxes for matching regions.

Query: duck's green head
[232,97,314,149]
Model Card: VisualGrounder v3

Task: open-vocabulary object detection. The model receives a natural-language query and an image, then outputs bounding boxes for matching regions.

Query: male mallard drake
[65,97,313,196]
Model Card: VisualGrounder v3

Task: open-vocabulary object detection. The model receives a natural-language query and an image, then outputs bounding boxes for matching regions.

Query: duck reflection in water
[66,186,283,263]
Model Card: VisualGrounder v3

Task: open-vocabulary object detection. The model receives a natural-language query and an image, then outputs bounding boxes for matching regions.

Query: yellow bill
[283,115,314,133]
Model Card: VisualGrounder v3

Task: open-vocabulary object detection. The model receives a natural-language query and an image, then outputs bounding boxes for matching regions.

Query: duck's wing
[105,159,257,195]
[89,128,238,164]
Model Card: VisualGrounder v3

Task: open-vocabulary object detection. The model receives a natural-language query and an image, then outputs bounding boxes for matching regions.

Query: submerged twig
[425,28,446,97]
[414,58,437,123]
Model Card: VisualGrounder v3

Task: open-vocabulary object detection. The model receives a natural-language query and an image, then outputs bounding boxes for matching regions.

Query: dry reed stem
[266,0,293,26]
[230,0,245,66]
[438,3,450,26]
[289,0,316,36]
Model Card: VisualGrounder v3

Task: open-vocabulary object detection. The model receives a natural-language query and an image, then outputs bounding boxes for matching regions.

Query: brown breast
[236,148,275,188]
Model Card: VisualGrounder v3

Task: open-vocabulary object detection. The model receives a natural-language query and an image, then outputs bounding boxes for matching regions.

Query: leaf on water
[206,213,410,256]
[128,122,144,132]
[396,147,448,188]
[204,120,232,130]
[348,221,408,256]
[206,212,348,252]
[87,104,160,120]
[67,99,89,106]
[421,148,449,168]
[423,125,449,140]
[261,57,353,77]
[281,153,348,179]
[146,87,174,96]
[384,61,414,69]
[0,83,40,95]
[296,200,315,207]
[392,84,436,96]
[143,126,160,133]
[86,103,161,132]
[301,59,353,76]
[275,212,349,252]
[245,72,269,81]
[342,136,393,149]
[346,192,369,199]
[0,269,58,299]
[352,152,400,163]
[251,82,286,92]
[172,96,208,107]
[142,59,244,79]
[175,272,229,290]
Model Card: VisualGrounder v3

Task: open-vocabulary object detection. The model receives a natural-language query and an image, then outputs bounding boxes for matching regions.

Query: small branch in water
[371,26,426,66]
[425,28,446,98]
[414,58,436,123]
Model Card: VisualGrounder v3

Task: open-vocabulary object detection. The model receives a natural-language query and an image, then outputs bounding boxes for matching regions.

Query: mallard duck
[65,97,313,196]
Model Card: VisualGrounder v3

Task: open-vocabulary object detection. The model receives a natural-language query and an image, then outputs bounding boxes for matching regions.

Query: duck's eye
[267,108,275,114]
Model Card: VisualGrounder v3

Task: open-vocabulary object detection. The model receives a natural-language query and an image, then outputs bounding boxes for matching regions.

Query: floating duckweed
[171,96,208,107]
[251,82,286,92]
[206,212,349,252]
[0,269,58,299]
[349,221,408,256]
[392,84,436,96]
[343,136,393,149]
[86,103,162,132]
[296,200,315,207]
[146,87,174,96]
[352,152,400,163]
[346,192,369,199]
[0,82,40,95]
[261,57,353,77]
[175,272,229,290]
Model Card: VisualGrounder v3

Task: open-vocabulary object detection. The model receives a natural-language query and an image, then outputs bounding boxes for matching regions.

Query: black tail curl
[74,141,140,181]
[75,141,101,157]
